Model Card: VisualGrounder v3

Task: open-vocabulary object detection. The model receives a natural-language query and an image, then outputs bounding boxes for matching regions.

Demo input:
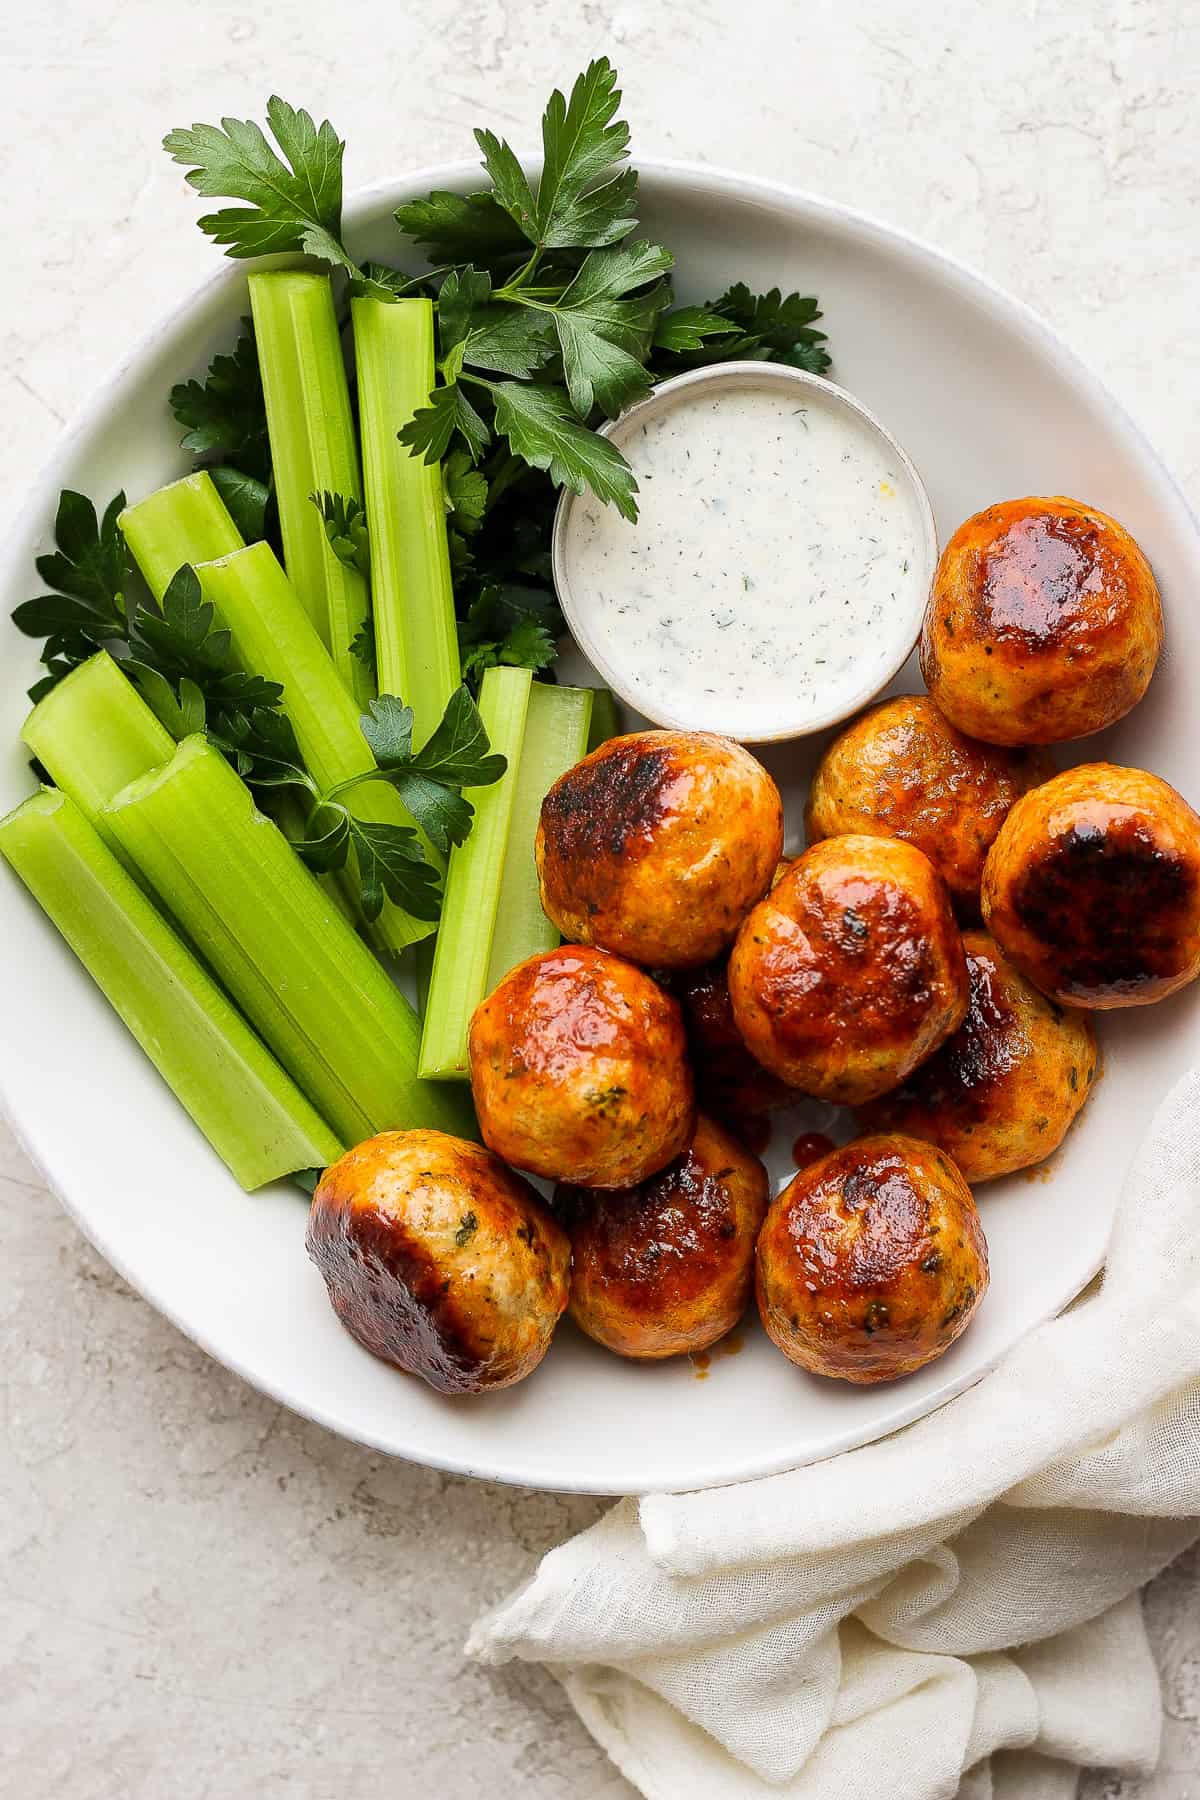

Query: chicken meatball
[756,1134,988,1383]
[921,496,1162,746]
[981,762,1200,1008]
[805,695,1053,911]
[469,946,695,1187]
[857,931,1098,1180]
[536,729,783,968]
[558,1114,769,1359]
[306,1130,570,1394]
[729,835,969,1104]
[676,957,792,1128]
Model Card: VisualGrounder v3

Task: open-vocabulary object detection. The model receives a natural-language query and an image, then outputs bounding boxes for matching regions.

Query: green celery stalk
[103,737,475,1146]
[264,785,359,929]
[414,935,436,1021]
[485,682,594,991]
[119,472,244,599]
[0,788,342,1188]
[21,651,174,852]
[248,270,373,709]
[419,667,533,1080]
[352,297,460,746]
[195,541,438,952]
[587,685,621,752]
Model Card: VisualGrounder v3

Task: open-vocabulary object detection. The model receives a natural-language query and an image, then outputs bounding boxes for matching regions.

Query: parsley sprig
[234,686,507,921]
[59,60,834,703]
[12,497,281,732]
[168,321,273,543]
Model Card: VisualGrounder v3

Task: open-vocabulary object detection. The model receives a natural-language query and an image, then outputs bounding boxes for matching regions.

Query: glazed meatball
[558,1114,769,1359]
[755,1134,988,1383]
[306,1130,570,1394]
[469,946,695,1186]
[805,695,1053,911]
[729,835,969,1104]
[536,729,783,968]
[982,762,1200,1008]
[921,496,1162,746]
[857,931,1098,1180]
[676,957,792,1127]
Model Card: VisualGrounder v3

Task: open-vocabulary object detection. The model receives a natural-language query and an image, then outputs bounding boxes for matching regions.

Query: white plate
[2,161,1198,1495]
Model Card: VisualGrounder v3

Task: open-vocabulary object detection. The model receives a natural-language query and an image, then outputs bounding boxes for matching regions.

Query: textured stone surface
[2,0,1199,1794]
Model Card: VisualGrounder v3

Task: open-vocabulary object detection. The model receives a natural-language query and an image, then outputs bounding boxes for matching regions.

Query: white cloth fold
[469,1070,1200,1798]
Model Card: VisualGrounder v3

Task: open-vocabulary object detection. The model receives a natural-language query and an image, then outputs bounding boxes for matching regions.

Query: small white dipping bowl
[551,361,938,744]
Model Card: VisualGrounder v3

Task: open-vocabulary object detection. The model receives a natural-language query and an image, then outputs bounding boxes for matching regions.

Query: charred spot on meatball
[1008,817,1194,1002]
[755,1134,988,1383]
[307,1131,570,1394]
[540,736,679,864]
[560,1114,769,1359]
[536,729,783,968]
[982,763,1200,1008]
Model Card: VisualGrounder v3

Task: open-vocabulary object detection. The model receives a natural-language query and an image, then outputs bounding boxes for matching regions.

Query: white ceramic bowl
[2,159,1198,1494]
[552,361,938,742]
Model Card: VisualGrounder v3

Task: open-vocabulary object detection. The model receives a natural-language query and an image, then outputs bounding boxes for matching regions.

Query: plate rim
[1,155,1195,1493]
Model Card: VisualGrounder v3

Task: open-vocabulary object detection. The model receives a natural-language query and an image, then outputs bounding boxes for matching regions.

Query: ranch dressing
[558,371,931,741]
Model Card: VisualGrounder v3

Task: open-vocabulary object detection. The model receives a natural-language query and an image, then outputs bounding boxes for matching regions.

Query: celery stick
[587,685,621,752]
[21,651,174,852]
[119,472,244,600]
[104,737,474,1145]
[414,936,436,1020]
[419,667,533,1080]
[195,541,438,952]
[352,297,459,746]
[485,683,594,991]
[265,785,359,929]
[248,270,372,709]
[0,788,342,1188]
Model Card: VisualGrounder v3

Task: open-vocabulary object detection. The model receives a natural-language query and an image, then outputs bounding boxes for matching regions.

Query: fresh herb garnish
[458,584,560,682]
[163,98,360,275]
[13,490,131,698]
[168,322,274,547]
[103,62,833,704]
[649,281,830,379]
[126,565,285,740]
[311,491,370,579]
[209,465,270,543]
[13,516,287,735]
[169,323,270,477]
[233,684,507,922]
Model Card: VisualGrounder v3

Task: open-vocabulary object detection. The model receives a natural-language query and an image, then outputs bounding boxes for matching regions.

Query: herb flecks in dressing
[570,385,924,738]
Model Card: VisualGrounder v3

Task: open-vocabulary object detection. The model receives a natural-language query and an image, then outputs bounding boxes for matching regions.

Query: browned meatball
[676,957,793,1127]
[536,729,783,969]
[982,763,1200,1008]
[921,497,1162,746]
[469,946,695,1187]
[306,1130,570,1394]
[728,835,969,1104]
[858,931,1099,1180]
[756,1134,988,1383]
[805,695,1053,911]
[558,1114,769,1360]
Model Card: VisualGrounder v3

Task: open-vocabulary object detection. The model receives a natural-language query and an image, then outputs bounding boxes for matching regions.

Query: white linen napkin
[468,1069,1200,1799]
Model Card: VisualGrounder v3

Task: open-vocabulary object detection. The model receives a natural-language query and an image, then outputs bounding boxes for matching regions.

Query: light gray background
[3,1,1198,1794]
